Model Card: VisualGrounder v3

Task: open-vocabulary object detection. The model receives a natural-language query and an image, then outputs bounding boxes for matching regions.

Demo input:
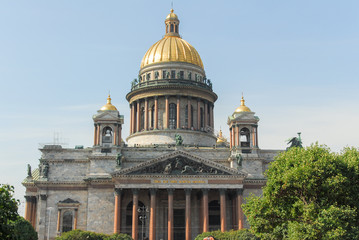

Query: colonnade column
[220,189,227,232]
[176,97,180,129]
[168,189,174,240]
[154,97,158,129]
[165,96,169,129]
[209,104,213,130]
[132,189,139,240]
[202,189,209,232]
[237,189,244,230]
[24,196,31,221]
[114,189,122,233]
[131,103,135,134]
[204,101,208,128]
[185,189,191,240]
[113,125,117,145]
[144,98,148,131]
[197,99,201,130]
[73,209,78,230]
[31,198,37,228]
[187,97,192,129]
[57,209,61,232]
[229,128,233,148]
[149,189,157,240]
[136,101,140,132]
[118,125,122,145]
[96,125,101,145]
[236,125,240,147]
[94,124,97,145]
[231,126,235,148]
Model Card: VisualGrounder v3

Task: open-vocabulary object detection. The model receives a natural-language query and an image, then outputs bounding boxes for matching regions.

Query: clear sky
[0,1,358,214]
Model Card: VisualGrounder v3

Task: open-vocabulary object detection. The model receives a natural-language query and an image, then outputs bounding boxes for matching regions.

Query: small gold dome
[216,130,227,143]
[166,9,178,21]
[100,94,118,111]
[234,96,251,113]
[140,9,204,69]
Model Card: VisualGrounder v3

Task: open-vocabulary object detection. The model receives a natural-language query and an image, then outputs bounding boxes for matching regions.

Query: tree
[0,184,19,239]
[12,217,38,240]
[243,145,359,240]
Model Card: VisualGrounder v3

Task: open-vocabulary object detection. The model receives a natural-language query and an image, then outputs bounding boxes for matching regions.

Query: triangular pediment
[113,150,246,177]
[93,111,119,120]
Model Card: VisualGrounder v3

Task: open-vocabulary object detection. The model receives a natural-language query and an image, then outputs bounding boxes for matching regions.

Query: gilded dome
[140,9,204,69]
[234,96,251,113]
[216,130,227,143]
[100,94,118,111]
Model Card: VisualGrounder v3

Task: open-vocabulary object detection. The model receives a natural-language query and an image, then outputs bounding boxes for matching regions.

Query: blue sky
[0,1,358,214]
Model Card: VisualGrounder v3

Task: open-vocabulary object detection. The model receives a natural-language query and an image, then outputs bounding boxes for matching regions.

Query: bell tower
[93,95,124,152]
[227,96,259,155]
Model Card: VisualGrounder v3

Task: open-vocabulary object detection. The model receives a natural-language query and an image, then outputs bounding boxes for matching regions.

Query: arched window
[240,127,250,147]
[175,25,178,33]
[126,201,146,238]
[150,105,154,129]
[62,210,73,233]
[209,200,220,231]
[140,107,145,131]
[102,126,113,143]
[170,24,174,32]
[169,103,177,129]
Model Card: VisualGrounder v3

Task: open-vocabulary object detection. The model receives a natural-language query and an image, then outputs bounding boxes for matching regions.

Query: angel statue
[286,132,303,150]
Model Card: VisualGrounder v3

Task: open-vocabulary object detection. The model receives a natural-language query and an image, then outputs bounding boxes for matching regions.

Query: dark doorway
[173,209,185,240]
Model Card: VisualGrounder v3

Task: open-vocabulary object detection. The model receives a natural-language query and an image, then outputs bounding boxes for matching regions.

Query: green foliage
[0,184,19,239]
[12,217,38,240]
[194,229,258,240]
[243,145,359,240]
[56,230,132,240]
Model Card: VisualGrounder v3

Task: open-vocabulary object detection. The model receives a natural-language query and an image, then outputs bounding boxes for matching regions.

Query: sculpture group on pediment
[129,156,229,175]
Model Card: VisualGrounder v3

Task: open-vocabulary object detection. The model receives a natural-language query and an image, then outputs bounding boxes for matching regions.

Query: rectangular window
[146,73,151,81]
[171,70,176,79]
[162,70,167,79]
[179,71,184,79]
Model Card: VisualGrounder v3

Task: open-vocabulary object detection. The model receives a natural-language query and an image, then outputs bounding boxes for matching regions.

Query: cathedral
[23,9,279,240]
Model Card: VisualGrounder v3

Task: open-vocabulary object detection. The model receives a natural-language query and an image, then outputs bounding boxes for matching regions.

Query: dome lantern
[100,94,118,111]
[234,96,251,113]
[165,9,180,37]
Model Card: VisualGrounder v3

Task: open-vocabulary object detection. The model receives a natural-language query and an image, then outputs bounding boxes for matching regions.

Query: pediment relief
[113,150,246,177]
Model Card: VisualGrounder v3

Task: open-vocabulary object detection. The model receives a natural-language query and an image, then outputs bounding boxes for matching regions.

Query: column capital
[132,188,139,195]
[150,188,157,195]
[184,188,192,195]
[154,96,158,100]
[187,96,192,100]
[202,189,209,195]
[40,194,47,200]
[236,189,244,195]
[115,188,122,196]
[167,188,174,194]
[219,189,227,195]
[165,95,169,99]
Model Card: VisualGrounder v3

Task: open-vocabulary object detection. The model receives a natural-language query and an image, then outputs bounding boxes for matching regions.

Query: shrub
[56,230,132,240]
[194,229,258,240]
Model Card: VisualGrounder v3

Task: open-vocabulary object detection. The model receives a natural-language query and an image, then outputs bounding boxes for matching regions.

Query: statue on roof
[286,132,303,150]
[175,134,183,146]
[27,164,32,178]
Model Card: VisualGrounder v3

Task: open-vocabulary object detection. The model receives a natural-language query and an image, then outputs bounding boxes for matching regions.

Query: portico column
[231,126,235,148]
[154,97,158,129]
[24,196,31,221]
[185,189,191,240]
[118,125,122,145]
[73,209,78,230]
[132,189,139,240]
[57,209,61,232]
[136,101,140,132]
[176,96,180,129]
[114,188,122,233]
[168,189,174,240]
[144,98,148,130]
[220,189,227,232]
[187,97,191,129]
[229,128,233,148]
[31,198,37,228]
[149,189,157,240]
[113,125,117,145]
[237,189,244,230]
[211,104,214,129]
[202,189,209,232]
[165,96,169,129]
[96,125,101,145]
[197,99,201,129]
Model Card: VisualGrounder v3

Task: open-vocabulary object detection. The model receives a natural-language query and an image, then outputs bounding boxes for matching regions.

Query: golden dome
[100,94,118,111]
[216,130,227,143]
[234,96,251,113]
[166,9,178,21]
[140,9,204,69]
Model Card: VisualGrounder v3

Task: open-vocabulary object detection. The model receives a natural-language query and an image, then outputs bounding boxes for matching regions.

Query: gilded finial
[241,95,245,106]
[171,9,174,13]
[107,94,112,104]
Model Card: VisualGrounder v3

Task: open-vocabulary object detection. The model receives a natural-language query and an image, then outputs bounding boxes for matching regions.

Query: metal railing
[130,78,213,92]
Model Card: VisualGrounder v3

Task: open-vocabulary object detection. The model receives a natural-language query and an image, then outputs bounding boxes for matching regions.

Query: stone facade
[22,9,282,240]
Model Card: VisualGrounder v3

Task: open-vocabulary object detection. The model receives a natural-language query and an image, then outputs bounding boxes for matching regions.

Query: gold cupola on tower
[100,94,118,111]
[140,9,204,69]
[234,96,251,113]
